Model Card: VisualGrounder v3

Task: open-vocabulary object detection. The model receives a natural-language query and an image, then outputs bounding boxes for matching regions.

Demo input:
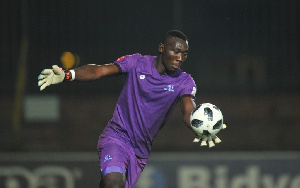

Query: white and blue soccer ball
[190,103,223,136]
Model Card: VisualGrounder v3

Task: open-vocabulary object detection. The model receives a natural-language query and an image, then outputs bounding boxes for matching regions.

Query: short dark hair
[162,30,188,44]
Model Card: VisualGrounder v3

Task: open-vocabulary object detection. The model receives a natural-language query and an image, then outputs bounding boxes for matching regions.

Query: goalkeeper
[38,30,223,188]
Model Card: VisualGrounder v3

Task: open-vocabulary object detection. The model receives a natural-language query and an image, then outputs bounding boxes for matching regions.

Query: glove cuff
[70,70,75,81]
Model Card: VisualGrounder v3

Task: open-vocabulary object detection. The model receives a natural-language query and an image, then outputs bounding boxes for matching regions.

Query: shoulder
[115,53,142,62]
[115,53,155,63]
[178,70,196,84]
[133,53,156,63]
[177,71,197,98]
[114,53,155,73]
[179,71,197,89]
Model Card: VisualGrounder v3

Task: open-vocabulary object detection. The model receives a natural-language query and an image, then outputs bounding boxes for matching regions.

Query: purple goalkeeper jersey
[101,53,197,158]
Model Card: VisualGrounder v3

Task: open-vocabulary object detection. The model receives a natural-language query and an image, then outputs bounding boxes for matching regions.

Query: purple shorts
[97,135,148,187]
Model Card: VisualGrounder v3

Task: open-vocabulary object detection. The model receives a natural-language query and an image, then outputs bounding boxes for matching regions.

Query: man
[38,30,220,188]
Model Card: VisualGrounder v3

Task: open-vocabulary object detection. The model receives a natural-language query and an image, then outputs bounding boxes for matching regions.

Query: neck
[154,55,166,75]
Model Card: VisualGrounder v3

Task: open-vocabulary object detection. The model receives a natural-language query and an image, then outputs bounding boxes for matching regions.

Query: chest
[130,67,184,100]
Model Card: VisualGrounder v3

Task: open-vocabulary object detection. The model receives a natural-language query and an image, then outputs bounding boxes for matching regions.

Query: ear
[159,43,164,53]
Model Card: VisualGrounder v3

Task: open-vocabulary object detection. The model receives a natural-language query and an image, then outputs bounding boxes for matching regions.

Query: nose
[177,53,183,62]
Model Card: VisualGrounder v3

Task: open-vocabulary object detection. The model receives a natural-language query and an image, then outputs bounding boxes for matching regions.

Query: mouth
[172,63,181,69]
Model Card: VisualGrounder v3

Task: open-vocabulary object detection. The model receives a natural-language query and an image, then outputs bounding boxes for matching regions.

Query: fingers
[193,134,222,148]
[52,65,64,75]
[38,69,53,81]
[38,74,48,80]
[38,70,52,86]
[38,77,52,91]
[38,79,49,91]
[193,124,227,148]
[193,137,201,143]
[40,82,49,91]
[38,78,47,87]
[212,134,222,143]
[38,69,55,91]
[41,69,53,75]
[200,135,208,146]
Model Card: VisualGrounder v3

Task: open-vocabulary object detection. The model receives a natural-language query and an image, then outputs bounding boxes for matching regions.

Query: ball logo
[191,119,203,128]
[213,120,223,130]
[204,107,213,121]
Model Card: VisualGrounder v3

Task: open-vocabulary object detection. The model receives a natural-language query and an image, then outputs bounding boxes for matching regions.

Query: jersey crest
[164,85,175,92]
[104,155,113,162]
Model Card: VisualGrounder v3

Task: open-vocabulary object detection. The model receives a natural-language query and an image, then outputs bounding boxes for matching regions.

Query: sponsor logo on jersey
[164,85,174,92]
[104,155,113,162]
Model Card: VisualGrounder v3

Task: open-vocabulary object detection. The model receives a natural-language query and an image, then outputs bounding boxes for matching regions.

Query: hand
[38,65,65,91]
[193,124,227,148]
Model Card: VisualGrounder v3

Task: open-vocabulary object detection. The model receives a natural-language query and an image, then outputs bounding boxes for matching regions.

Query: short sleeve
[113,53,142,73]
[180,76,197,99]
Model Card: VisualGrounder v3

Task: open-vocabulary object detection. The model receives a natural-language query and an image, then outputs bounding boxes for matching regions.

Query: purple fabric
[102,53,197,158]
[103,166,126,176]
[98,136,148,187]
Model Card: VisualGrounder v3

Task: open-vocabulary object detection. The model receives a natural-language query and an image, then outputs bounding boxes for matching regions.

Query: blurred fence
[1,94,300,152]
[0,152,299,188]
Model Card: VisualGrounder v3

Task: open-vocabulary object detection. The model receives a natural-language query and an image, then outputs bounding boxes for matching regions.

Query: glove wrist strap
[63,70,74,82]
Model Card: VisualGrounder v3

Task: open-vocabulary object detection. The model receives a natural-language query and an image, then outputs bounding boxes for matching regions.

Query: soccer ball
[190,103,223,136]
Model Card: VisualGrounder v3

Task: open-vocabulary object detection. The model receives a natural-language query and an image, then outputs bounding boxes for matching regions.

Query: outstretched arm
[38,63,120,91]
[73,63,120,81]
[180,96,196,130]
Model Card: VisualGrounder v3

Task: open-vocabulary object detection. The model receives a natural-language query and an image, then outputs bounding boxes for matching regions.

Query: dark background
[1,0,299,152]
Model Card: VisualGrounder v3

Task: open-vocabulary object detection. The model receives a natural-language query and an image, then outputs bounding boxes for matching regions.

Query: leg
[100,172,126,188]
[97,136,148,187]
[98,136,128,187]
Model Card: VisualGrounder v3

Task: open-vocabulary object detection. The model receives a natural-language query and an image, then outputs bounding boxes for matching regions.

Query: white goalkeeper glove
[38,65,73,91]
[193,124,227,148]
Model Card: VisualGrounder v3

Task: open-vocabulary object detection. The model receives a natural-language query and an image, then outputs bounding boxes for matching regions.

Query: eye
[174,50,180,54]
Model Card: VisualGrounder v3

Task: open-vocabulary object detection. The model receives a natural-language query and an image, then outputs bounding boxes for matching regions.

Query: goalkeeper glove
[193,124,227,148]
[38,65,73,91]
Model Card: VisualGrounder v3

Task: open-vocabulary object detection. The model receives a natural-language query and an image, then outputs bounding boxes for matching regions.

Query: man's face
[160,37,189,72]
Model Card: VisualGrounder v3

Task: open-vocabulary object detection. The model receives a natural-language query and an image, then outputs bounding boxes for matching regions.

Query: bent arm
[74,63,120,81]
[180,96,196,130]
